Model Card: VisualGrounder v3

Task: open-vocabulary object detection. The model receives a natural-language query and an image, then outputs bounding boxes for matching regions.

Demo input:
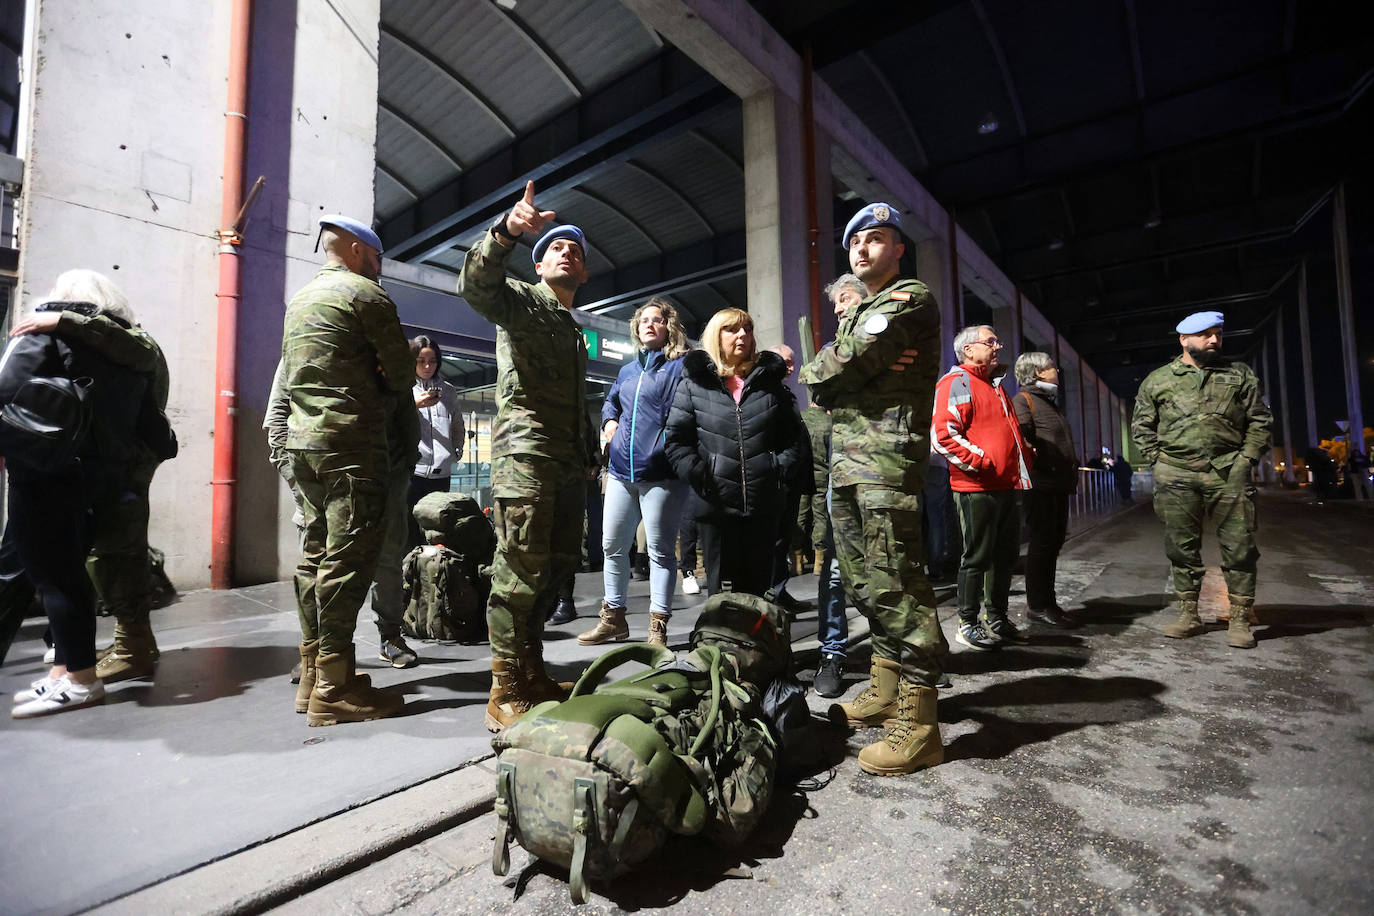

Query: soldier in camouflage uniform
[1132,310,1272,649]
[798,203,944,775]
[282,215,417,726]
[458,182,599,732]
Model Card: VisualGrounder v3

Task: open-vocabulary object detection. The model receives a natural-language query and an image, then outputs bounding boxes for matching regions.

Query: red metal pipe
[211,0,253,589]
[801,44,823,355]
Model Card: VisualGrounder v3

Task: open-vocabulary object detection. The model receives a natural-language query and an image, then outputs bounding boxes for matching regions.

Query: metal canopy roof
[375,0,1372,400]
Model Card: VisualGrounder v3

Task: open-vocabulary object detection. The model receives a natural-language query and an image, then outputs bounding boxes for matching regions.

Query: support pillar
[1275,308,1296,484]
[916,237,958,371]
[1332,182,1365,494]
[1260,337,1274,484]
[1297,259,1318,446]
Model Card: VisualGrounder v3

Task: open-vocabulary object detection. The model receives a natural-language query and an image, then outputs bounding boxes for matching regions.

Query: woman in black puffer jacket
[665,308,804,597]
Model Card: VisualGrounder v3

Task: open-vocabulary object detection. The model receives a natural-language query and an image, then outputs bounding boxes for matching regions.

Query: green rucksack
[400,545,485,642]
[491,644,776,904]
[411,491,496,578]
[689,589,792,689]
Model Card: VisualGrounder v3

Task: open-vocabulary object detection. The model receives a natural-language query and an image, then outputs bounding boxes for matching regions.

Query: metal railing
[1067,467,1139,535]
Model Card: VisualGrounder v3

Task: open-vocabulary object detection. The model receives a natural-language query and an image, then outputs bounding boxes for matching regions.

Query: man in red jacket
[931,325,1032,651]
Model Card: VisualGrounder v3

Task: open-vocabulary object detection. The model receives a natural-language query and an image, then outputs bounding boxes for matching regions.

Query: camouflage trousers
[1152,460,1258,601]
[289,448,388,656]
[367,466,412,642]
[487,455,586,660]
[87,460,158,620]
[830,483,944,687]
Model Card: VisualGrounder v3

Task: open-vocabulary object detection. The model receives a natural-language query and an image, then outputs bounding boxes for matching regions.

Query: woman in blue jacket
[576,298,689,648]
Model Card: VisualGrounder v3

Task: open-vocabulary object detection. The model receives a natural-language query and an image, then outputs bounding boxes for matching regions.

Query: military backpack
[689,589,792,689]
[401,544,484,642]
[491,644,776,904]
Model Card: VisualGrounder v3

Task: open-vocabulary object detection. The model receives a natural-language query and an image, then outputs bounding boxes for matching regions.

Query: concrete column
[1275,309,1296,484]
[1332,183,1365,488]
[1297,259,1318,446]
[915,237,957,371]
[742,87,810,390]
[1260,337,1274,484]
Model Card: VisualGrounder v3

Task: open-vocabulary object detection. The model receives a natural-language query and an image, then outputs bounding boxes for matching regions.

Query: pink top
[725,373,745,404]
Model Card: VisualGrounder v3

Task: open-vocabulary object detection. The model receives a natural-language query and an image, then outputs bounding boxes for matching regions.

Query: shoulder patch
[863,314,889,335]
[890,290,912,301]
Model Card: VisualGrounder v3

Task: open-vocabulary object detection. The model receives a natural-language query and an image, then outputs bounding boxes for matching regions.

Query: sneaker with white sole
[43,646,56,665]
[985,615,1027,643]
[681,574,700,596]
[13,675,62,705]
[955,622,999,651]
[12,677,105,718]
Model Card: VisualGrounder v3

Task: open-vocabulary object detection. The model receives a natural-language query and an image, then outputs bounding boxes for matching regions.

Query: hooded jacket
[931,362,1032,493]
[665,349,804,518]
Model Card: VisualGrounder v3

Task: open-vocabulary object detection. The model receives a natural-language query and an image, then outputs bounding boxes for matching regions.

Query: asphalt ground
[2,488,1371,915]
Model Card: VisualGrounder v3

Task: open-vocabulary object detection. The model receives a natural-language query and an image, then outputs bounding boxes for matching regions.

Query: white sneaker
[12,677,105,719]
[681,574,700,596]
[42,646,56,665]
[13,675,61,705]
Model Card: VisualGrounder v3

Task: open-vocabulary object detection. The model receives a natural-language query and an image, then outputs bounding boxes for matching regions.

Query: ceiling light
[1048,237,1064,251]
[1143,210,1162,229]
[1085,296,1100,309]
[494,0,517,9]
[977,112,999,135]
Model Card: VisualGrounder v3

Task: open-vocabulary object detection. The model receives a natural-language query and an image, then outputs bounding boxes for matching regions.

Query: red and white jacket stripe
[930,362,1033,492]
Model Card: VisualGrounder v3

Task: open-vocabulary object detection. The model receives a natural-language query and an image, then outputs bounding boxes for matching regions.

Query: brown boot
[97,619,162,664]
[577,601,629,645]
[832,657,901,727]
[858,682,944,775]
[295,639,319,713]
[523,644,573,704]
[791,550,806,577]
[306,646,404,726]
[95,616,159,683]
[647,612,669,648]
[813,555,825,576]
[1162,599,1205,639]
[1227,598,1257,648]
[486,656,537,733]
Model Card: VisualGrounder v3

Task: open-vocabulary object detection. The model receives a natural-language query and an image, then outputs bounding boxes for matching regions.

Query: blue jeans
[815,487,848,659]
[602,475,688,616]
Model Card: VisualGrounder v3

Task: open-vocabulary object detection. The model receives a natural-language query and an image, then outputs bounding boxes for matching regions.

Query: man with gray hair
[932,325,1032,652]
[1012,351,1078,628]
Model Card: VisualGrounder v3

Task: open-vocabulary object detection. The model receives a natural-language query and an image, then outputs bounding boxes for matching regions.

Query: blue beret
[1175,311,1224,335]
[844,203,903,247]
[318,214,382,254]
[532,224,588,265]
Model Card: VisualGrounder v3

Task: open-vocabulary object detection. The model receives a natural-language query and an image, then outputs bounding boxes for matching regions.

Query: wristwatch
[491,213,522,242]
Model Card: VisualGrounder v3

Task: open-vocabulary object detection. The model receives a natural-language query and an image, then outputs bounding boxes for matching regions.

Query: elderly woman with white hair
[2,270,169,718]
[1011,351,1079,628]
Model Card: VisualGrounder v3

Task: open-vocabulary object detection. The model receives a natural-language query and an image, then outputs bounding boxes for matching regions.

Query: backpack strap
[570,643,675,697]
[1018,389,1035,417]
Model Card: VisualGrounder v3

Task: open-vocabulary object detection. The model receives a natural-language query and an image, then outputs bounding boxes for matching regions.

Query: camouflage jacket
[458,231,596,469]
[281,263,414,453]
[1132,356,1272,473]
[797,276,941,491]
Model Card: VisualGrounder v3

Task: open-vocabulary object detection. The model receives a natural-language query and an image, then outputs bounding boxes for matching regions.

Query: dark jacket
[602,347,686,483]
[1012,385,1078,493]
[665,349,805,519]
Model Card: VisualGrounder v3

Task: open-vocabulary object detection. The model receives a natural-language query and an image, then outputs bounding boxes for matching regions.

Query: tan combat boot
[295,639,319,713]
[832,656,902,727]
[97,619,162,664]
[647,612,669,648]
[791,550,806,577]
[1161,599,1205,639]
[523,643,573,704]
[95,616,159,683]
[857,681,944,775]
[486,656,536,732]
[1227,598,1257,649]
[577,601,629,645]
[813,555,825,576]
[306,646,404,726]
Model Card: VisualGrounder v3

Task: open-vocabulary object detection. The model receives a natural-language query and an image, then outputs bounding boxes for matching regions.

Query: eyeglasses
[639,316,667,326]
[972,336,1001,348]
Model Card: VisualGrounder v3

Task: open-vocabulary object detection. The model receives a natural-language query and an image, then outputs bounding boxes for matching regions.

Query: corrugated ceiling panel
[375,107,456,199]
[580,165,710,251]
[561,191,661,268]
[512,0,661,94]
[374,167,415,216]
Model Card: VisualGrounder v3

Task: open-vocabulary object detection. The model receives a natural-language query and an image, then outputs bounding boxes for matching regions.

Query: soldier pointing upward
[460,182,599,731]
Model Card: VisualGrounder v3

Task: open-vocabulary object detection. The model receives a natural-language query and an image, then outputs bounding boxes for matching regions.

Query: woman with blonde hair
[575,297,691,647]
[665,308,804,597]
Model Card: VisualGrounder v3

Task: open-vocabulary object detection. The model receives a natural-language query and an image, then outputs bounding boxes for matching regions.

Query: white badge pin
[863,313,889,335]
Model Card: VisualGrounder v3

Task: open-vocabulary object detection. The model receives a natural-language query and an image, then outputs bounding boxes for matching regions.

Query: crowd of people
[2,184,1272,783]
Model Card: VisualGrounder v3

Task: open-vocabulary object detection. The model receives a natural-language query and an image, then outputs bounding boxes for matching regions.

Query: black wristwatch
[491,213,522,242]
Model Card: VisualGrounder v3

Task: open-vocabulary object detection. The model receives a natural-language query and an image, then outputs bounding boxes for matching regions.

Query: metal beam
[622,160,716,235]
[376,162,420,201]
[578,229,747,314]
[380,50,726,262]
[856,51,929,172]
[377,99,464,172]
[568,186,664,256]
[379,24,517,139]
[970,0,1026,139]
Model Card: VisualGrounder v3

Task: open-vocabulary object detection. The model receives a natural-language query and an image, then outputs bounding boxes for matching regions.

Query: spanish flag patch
[890,290,912,301]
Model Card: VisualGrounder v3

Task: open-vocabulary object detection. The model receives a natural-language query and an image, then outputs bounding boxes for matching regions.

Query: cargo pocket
[343,474,386,534]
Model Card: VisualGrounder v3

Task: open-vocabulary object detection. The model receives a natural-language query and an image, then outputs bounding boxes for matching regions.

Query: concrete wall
[17,0,231,589]
[16,0,381,588]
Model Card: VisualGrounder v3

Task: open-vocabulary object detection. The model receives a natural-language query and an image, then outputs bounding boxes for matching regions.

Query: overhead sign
[581,327,634,363]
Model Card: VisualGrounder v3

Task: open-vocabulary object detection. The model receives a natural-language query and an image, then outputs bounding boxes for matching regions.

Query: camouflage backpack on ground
[491,644,776,904]
[400,545,484,642]
[688,589,792,689]
[402,492,495,642]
